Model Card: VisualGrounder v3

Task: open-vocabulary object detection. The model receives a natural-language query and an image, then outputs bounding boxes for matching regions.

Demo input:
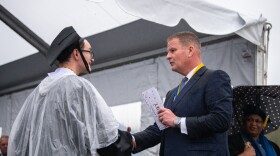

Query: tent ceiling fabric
[116,0,267,46]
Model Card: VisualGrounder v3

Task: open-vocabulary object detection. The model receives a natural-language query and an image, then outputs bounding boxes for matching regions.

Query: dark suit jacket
[133,66,233,156]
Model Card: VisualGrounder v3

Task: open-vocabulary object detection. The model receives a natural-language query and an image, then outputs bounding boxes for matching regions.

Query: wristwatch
[173,117,181,128]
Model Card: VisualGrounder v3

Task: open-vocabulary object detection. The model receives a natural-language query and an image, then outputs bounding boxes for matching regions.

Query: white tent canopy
[117,0,267,47]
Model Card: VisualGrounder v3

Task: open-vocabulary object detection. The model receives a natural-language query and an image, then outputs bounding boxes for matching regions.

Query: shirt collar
[186,65,198,80]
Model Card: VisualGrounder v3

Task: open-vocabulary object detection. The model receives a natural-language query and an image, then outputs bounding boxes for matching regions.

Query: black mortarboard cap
[47,26,81,66]
[243,105,270,122]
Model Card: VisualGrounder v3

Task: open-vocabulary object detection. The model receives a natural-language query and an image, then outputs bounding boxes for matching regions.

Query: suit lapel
[165,88,177,108]
[170,66,208,110]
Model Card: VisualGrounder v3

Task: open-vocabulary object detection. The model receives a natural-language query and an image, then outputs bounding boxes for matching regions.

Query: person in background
[8,26,132,156]
[131,31,233,156]
[0,135,8,156]
[228,105,280,156]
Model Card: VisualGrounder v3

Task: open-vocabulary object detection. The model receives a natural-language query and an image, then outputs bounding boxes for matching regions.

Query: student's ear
[73,49,80,60]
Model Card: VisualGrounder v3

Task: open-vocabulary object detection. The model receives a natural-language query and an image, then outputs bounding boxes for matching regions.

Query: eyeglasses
[81,50,94,59]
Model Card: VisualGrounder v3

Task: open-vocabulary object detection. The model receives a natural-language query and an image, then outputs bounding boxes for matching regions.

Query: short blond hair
[167,31,201,53]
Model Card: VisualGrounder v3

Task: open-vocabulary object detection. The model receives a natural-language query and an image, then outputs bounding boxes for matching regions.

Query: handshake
[97,127,136,156]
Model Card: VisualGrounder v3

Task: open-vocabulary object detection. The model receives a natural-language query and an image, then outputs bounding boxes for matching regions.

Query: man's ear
[188,46,194,57]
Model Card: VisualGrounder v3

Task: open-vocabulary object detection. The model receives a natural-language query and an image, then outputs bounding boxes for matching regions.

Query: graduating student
[8,26,132,156]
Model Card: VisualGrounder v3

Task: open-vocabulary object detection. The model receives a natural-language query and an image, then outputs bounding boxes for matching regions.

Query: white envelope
[142,87,168,130]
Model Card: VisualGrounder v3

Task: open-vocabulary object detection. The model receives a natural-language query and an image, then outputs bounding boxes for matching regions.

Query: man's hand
[158,108,176,127]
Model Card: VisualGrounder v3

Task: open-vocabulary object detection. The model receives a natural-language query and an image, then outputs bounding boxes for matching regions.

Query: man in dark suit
[132,31,233,156]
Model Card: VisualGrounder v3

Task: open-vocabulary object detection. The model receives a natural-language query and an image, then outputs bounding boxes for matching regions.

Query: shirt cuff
[131,135,136,151]
[180,117,188,134]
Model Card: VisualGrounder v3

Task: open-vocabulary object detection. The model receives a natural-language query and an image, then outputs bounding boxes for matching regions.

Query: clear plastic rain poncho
[8,68,119,156]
